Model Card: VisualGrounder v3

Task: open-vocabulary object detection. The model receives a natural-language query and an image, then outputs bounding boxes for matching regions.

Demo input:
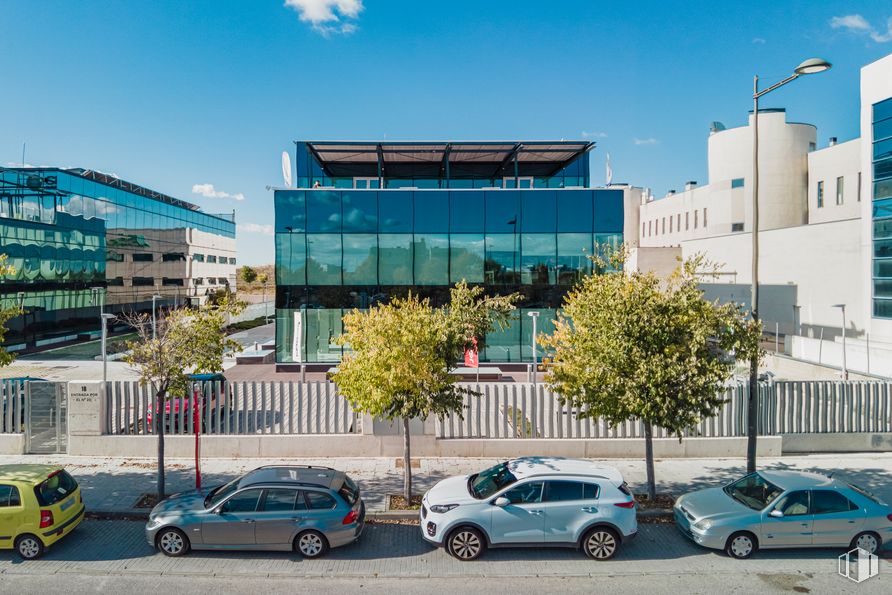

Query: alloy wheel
[451,530,482,559]
[17,537,41,559]
[586,530,617,559]
[299,532,324,557]
[159,530,185,555]
[730,535,753,558]
[855,533,879,554]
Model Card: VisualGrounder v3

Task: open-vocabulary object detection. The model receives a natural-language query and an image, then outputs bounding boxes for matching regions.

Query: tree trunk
[403,416,412,502]
[643,420,656,501]
[156,389,166,500]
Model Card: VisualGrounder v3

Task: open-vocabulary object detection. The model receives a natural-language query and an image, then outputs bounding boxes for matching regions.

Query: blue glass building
[1,167,236,350]
[872,98,892,317]
[274,141,625,366]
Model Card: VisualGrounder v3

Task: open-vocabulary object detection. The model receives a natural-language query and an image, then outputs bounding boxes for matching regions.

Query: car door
[542,481,599,543]
[489,480,545,545]
[303,490,340,534]
[811,489,864,546]
[201,488,262,546]
[0,485,24,547]
[254,488,305,547]
[761,490,813,547]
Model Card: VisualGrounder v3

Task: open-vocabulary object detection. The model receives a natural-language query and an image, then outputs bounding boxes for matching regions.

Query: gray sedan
[674,470,892,558]
[145,465,365,558]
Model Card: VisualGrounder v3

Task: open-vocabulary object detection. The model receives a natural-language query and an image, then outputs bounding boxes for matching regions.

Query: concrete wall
[783,433,892,453]
[807,138,862,224]
[787,335,892,378]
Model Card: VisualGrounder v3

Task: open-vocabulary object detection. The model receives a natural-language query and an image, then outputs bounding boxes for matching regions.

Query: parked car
[145,373,232,430]
[1,377,47,432]
[421,457,637,561]
[674,470,892,558]
[0,465,85,559]
[145,465,365,558]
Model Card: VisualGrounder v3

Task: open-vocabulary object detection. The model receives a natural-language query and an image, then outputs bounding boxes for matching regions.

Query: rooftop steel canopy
[300,141,594,179]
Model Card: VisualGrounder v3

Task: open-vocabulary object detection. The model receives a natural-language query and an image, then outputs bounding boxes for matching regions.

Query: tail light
[342,510,359,525]
[39,510,54,528]
[614,500,636,509]
[886,513,892,522]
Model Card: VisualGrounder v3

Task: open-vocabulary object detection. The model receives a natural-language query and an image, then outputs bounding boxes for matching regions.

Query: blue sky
[2,0,892,265]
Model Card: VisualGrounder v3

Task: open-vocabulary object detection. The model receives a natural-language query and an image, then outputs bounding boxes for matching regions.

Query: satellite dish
[281,151,293,188]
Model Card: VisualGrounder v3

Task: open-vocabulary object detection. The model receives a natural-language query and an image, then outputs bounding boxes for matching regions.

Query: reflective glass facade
[1,168,236,349]
[872,98,892,317]
[276,142,623,363]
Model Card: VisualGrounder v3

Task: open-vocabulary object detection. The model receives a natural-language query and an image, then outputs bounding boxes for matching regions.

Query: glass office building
[873,98,892,318]
[274,141,625,365]
[0,167,236,350]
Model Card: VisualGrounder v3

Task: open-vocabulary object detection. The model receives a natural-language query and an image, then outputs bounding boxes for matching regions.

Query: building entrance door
[25,382,67,454]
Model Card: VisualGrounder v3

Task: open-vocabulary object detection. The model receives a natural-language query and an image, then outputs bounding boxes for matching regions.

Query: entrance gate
[25,382,67,454]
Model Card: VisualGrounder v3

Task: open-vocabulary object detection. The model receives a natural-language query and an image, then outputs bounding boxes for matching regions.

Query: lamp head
[794,58,831,75]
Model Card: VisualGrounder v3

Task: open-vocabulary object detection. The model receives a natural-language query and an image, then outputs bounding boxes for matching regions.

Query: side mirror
[769,509,783,518]
[493,497,509,507]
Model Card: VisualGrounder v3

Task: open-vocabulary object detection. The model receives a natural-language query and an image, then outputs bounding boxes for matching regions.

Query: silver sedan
[674,470,892,558]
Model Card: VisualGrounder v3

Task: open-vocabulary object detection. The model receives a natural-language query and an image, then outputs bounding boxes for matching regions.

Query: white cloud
[830,14,892,43]
[192,183,245,201]
[634,137,659,146]
[752,37,766,44]
[237,223,274,236]
[284,0,363,35]
[581,131,608,139]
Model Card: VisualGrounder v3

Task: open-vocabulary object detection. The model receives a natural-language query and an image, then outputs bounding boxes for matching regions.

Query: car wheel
[295,530,329,558]
[15,534,44,560]
[725,531,757,559]
[582,526,620,560]
[851,531,881,554]
[446,526,486,561]
[156,527,190,557]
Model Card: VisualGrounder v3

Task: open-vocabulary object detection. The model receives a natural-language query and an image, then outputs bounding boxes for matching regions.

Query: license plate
[60,496,75,512]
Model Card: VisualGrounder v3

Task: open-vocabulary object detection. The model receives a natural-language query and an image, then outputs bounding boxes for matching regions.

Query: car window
[338,475,359,506]
[848,483,884,506]
[503,481,544,504]
[583,483,599,500]
[263,488,299,512]
[545,481,588,502]
[723,473,783,510]
[0,485,21,507]
[34,470,78,506]
[812,490,854,515]
[306,491,337,510]
[774,491,810,516]
[221,489,262,513]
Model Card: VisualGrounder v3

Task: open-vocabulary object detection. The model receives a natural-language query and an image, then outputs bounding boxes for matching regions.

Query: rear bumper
[42,505,85,546]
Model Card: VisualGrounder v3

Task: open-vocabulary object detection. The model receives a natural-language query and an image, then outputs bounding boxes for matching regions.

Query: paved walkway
[3,453,892,514]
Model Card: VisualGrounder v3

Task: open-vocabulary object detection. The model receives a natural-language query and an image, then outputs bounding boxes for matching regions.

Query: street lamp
[527,311,540,386]
[151,294,162,340]
[832,304,848,380]
[747,57,831,473]
[101,313,116,384]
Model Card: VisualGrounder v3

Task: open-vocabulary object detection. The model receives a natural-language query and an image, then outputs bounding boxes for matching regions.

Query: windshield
[469,462,518,499]
[204,477,240,509]
[723,473,783,510]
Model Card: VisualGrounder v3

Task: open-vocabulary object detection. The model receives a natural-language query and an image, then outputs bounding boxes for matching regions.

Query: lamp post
[527,311,539,386]
[101,313,116,384]
[151,294,162,340]
[832,304,848,380]
[747,57,831,473]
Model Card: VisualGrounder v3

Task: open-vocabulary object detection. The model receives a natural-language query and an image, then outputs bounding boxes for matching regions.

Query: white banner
[291,310,303,363]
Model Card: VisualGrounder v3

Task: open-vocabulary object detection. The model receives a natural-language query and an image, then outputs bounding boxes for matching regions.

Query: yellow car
[0,465,85,559]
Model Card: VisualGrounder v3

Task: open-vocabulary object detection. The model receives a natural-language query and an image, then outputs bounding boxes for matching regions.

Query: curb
[85,510,149,521]
[368,510,418,522]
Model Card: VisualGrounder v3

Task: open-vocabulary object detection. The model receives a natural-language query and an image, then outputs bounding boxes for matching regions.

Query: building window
[642,222,645,238]
[217,277,228,285]
[194,278,203,285]
[661,217,665,234]
[731,178,744,188]
[106,252,124,262]
[732,222,744,232]
[132,253,153,262]
[836,176,844,205]
[857,172,861,202]
[648,220,652,236]
[230,257,237,264]
[162,252,186,262]
[685,212,689,230]
[808,142,816,152]
[162,278,184,286]
[817,181,824,207]
[207,277,217,285]
[677,213,681,231]
[872,97,892,318]
[669,216,673,233]
[703,208,707,227]
[132,277,154,286]
[694,210,698,229]
[207,255,217,264]
[193,253,205,262]
[107,276,124,286]
[218,256,228,265]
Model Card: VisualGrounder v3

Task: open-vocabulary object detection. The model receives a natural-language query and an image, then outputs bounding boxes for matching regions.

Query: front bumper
[673,508,726,550]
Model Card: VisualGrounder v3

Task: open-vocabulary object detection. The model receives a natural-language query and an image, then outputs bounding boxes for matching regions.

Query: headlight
[692,519,712,531]
[146,518,161,530]
[430,504,459,514]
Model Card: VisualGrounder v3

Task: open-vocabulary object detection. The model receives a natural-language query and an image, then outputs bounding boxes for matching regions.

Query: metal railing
[1,379,25,434]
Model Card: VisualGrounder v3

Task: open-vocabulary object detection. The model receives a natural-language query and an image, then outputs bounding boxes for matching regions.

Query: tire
[295,530,329,559]
[15,534,44,560]
[851,531,882,554]
[156,527,190,557]
[725,531,757,559]
[582,526,621,560]
[446,526,486,561]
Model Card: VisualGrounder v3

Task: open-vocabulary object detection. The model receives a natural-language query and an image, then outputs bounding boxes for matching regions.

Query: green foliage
[240,266,258,284]
[257,272,269,285]
[0,255,20,367]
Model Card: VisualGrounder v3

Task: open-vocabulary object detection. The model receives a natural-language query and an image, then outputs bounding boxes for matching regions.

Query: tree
[332,282,518,501]
[0,255,20,367]
[240,266,258,284]
[540,249,762,500]
[123,296,244,499]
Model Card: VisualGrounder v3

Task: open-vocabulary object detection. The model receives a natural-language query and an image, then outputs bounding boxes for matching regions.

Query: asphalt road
[0,520,889,593]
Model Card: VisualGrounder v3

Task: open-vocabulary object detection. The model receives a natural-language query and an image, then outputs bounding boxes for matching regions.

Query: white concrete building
[633,52,892,377]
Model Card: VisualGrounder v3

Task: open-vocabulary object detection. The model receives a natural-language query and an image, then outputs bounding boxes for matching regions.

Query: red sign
[464,337,479,368]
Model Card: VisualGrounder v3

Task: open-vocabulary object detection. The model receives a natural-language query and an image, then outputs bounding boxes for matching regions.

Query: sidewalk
[5,452,892,515]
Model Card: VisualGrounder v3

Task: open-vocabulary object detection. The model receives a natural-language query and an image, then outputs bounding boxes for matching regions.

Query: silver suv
[145,465,365,558]
[421,457,637,560]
